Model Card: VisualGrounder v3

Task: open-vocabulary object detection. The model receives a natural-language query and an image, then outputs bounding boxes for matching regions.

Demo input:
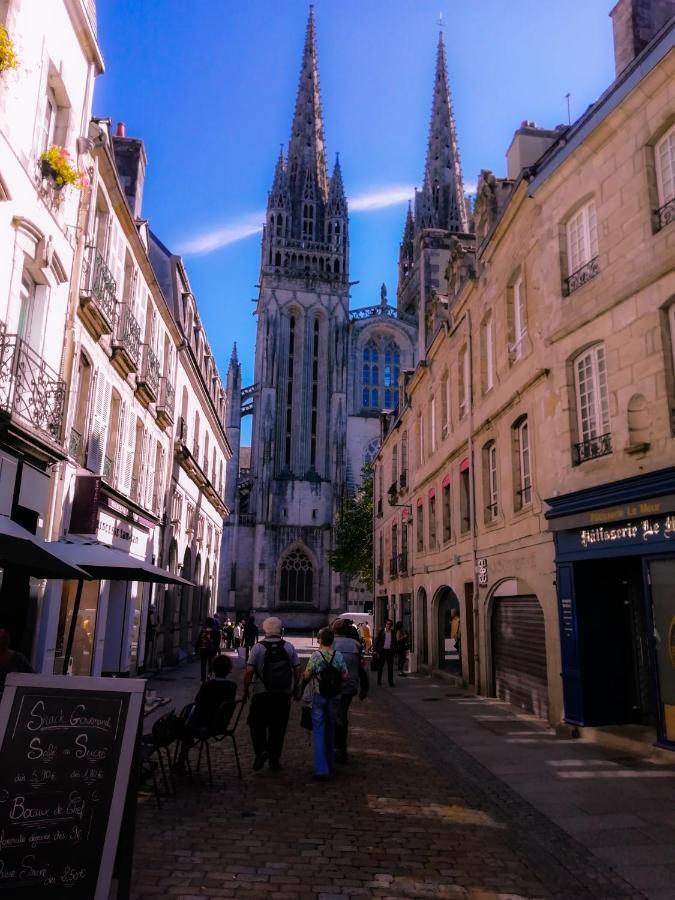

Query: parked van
[332,611,373,634]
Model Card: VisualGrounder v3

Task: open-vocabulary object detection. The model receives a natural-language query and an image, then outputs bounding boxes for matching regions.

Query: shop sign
[549,493,675,532]
[579,514,675,549]
[476,557,488,586]
[96,510,140,548]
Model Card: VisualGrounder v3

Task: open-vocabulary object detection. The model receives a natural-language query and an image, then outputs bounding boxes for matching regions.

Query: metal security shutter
[492,596,549,719]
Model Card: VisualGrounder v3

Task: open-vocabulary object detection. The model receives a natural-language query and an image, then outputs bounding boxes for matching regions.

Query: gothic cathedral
[220,8,468,628]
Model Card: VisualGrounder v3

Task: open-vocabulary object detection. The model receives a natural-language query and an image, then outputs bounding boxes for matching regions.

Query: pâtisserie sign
[0,675,144,899]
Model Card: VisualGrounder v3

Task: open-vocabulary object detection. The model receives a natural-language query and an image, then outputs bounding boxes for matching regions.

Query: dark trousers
[377,649,394,685]
[335,692,354,754]
[200,650,215,683]
[248,692,291,763]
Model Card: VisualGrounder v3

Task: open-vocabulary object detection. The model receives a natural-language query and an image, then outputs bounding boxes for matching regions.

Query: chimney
[610,0,675,76]
[112,127,147,219]
[506,122,562,180]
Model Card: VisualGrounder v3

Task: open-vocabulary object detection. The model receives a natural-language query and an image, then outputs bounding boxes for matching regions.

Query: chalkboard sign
[0,674,144,899]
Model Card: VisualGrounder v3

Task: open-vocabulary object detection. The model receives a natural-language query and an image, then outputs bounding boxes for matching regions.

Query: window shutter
[118,402,135,496]
[86,371,110,474]
[144,435,156,510]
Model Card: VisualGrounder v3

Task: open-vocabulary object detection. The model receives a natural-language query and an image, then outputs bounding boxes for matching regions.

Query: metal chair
[193,698,247,784]
[140,711,181,806]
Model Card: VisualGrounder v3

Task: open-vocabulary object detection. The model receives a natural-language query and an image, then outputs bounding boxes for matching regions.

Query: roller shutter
[492,595,549,719]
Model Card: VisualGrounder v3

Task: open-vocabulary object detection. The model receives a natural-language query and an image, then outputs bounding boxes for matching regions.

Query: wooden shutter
[117,402,135,496]
[86,370,110,474]
[143,432,155,510]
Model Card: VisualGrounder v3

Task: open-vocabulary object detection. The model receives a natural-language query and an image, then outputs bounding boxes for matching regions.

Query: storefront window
[649,559,675,743]
[54,580,100,676]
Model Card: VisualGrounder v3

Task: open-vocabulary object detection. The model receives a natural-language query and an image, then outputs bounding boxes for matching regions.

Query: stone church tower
[222,7,350,628]
[398,31,473,356]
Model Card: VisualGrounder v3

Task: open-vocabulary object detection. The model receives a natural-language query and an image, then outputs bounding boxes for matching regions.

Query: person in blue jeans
[301,627,348,779]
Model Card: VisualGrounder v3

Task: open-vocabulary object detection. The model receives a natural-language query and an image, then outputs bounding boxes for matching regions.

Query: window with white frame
[36,71,70,159]
[573,344,611,462]
[513,417,532,510]
[509,275,527,361]
[459,345,469,419]
[482,314,495,393]
[566,201,598,276]
[484,441,498,522]
[37,86,57,155]
[440,375,449,437]
[418,414,425,464]
[430,396,436,452]
[656,124,675,212]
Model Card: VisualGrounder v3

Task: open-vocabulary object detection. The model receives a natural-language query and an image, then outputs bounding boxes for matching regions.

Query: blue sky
[95,0,616,439]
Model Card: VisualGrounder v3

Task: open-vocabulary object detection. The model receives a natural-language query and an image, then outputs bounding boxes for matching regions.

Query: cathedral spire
[422,30,468,233]
[327,153,347,216]
[287,4,328,203]
[403,200,414,242]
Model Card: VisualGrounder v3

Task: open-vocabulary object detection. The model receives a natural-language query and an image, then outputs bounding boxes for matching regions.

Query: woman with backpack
[301,627,348,779]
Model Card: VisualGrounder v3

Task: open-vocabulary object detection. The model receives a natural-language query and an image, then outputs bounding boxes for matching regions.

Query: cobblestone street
[129,656,673,899]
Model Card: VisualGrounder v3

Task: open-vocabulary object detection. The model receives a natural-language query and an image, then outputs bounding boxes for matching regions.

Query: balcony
[0,333,65,446]
[136,344,160,405]
[102,455,114,484]
[111,304,141,377]
[656,196,675,231]
[399,470,408,491]
[239,513,256,527]
[398,552,408,574]
[573,432,612,465]
[69,426,83,463]
[79,248,117,339]
[376,564,383,585]
[564,256,599,296]
[389,556,398,578]
[156,376,175,429]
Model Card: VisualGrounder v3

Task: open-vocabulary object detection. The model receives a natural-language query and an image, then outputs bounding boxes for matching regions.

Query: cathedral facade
[220,8,467,628]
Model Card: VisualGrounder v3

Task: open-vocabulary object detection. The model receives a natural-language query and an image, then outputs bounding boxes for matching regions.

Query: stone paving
[128,654,660,900]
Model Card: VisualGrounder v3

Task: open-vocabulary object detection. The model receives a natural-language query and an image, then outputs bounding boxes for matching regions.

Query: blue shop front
[546,467,675,750]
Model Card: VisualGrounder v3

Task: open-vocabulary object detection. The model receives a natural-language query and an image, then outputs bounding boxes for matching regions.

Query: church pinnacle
[287,4,328,202]
[420,30,468,233]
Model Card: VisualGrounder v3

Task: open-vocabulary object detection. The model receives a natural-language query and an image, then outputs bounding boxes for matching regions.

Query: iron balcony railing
[103,455,114,483]
[656,196,675,231]
[69,426,83,461]
[176,416,188,445]
[81,248,117,327]
[158,376,175,416]
[564,256,600,296]
[399,470,408,491]
[238,513,256,527]
[139,345,160,397]
[573,432,612,465]
[0,334,65,440]
[114,304,142,367]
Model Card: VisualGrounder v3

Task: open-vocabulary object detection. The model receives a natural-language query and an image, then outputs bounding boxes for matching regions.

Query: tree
[329,463,374,590]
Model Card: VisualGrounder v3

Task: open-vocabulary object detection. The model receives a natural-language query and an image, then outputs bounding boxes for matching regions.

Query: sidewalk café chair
[193,697,247,784]
[140,711,182,804]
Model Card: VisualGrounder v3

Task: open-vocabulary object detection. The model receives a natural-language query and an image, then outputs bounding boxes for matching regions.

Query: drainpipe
[465,309,480,694]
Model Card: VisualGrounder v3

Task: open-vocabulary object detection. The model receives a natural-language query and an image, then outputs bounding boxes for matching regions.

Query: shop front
[547,467,675,749]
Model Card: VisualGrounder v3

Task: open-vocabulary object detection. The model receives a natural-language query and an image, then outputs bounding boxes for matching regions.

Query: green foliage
[329,463,374,591]
[0,25,18,74]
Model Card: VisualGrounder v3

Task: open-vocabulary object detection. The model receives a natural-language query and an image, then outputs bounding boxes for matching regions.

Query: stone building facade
[220,8,416,627]
[375,0,675,745]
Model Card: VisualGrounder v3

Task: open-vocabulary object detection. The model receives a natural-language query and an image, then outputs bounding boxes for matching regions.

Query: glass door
[648,558,675,744]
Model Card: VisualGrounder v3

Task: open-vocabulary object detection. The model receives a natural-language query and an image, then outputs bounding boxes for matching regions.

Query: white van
[332,611,373,634]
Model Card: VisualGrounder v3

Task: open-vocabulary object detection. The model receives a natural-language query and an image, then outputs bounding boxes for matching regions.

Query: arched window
[279,548,313,605]
[361,337,400,410]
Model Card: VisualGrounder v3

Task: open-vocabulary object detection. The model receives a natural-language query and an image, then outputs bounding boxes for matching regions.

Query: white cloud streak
[178,184,416,257]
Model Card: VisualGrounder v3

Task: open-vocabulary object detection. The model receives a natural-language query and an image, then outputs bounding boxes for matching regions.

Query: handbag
[300,705,312,731]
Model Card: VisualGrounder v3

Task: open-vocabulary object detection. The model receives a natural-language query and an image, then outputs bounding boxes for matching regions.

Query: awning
[0,516,90,580]
[48,540,194,585]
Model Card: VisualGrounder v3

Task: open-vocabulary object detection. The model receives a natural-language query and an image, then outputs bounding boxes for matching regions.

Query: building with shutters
[375,0,675,739]
[0,1,103,657]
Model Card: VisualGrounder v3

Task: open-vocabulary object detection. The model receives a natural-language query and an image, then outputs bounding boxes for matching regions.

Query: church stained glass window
[361,338,400,410]
[279,548,314,605]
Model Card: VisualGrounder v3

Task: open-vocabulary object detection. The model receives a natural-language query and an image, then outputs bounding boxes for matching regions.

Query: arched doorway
[417,588,429,665]
[490,578,549,718]
[180,547,192,648]
[433,586,461,673]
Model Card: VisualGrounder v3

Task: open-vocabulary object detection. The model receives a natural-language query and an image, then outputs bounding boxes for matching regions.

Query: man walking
[333,619,368,763]
[244,617,301,771]
[375,619,396,687]
[243,615,259,661]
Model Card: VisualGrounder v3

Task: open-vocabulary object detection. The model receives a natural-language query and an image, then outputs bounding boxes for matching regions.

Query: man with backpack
[300,627,348,779]
[243,617,300,771]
